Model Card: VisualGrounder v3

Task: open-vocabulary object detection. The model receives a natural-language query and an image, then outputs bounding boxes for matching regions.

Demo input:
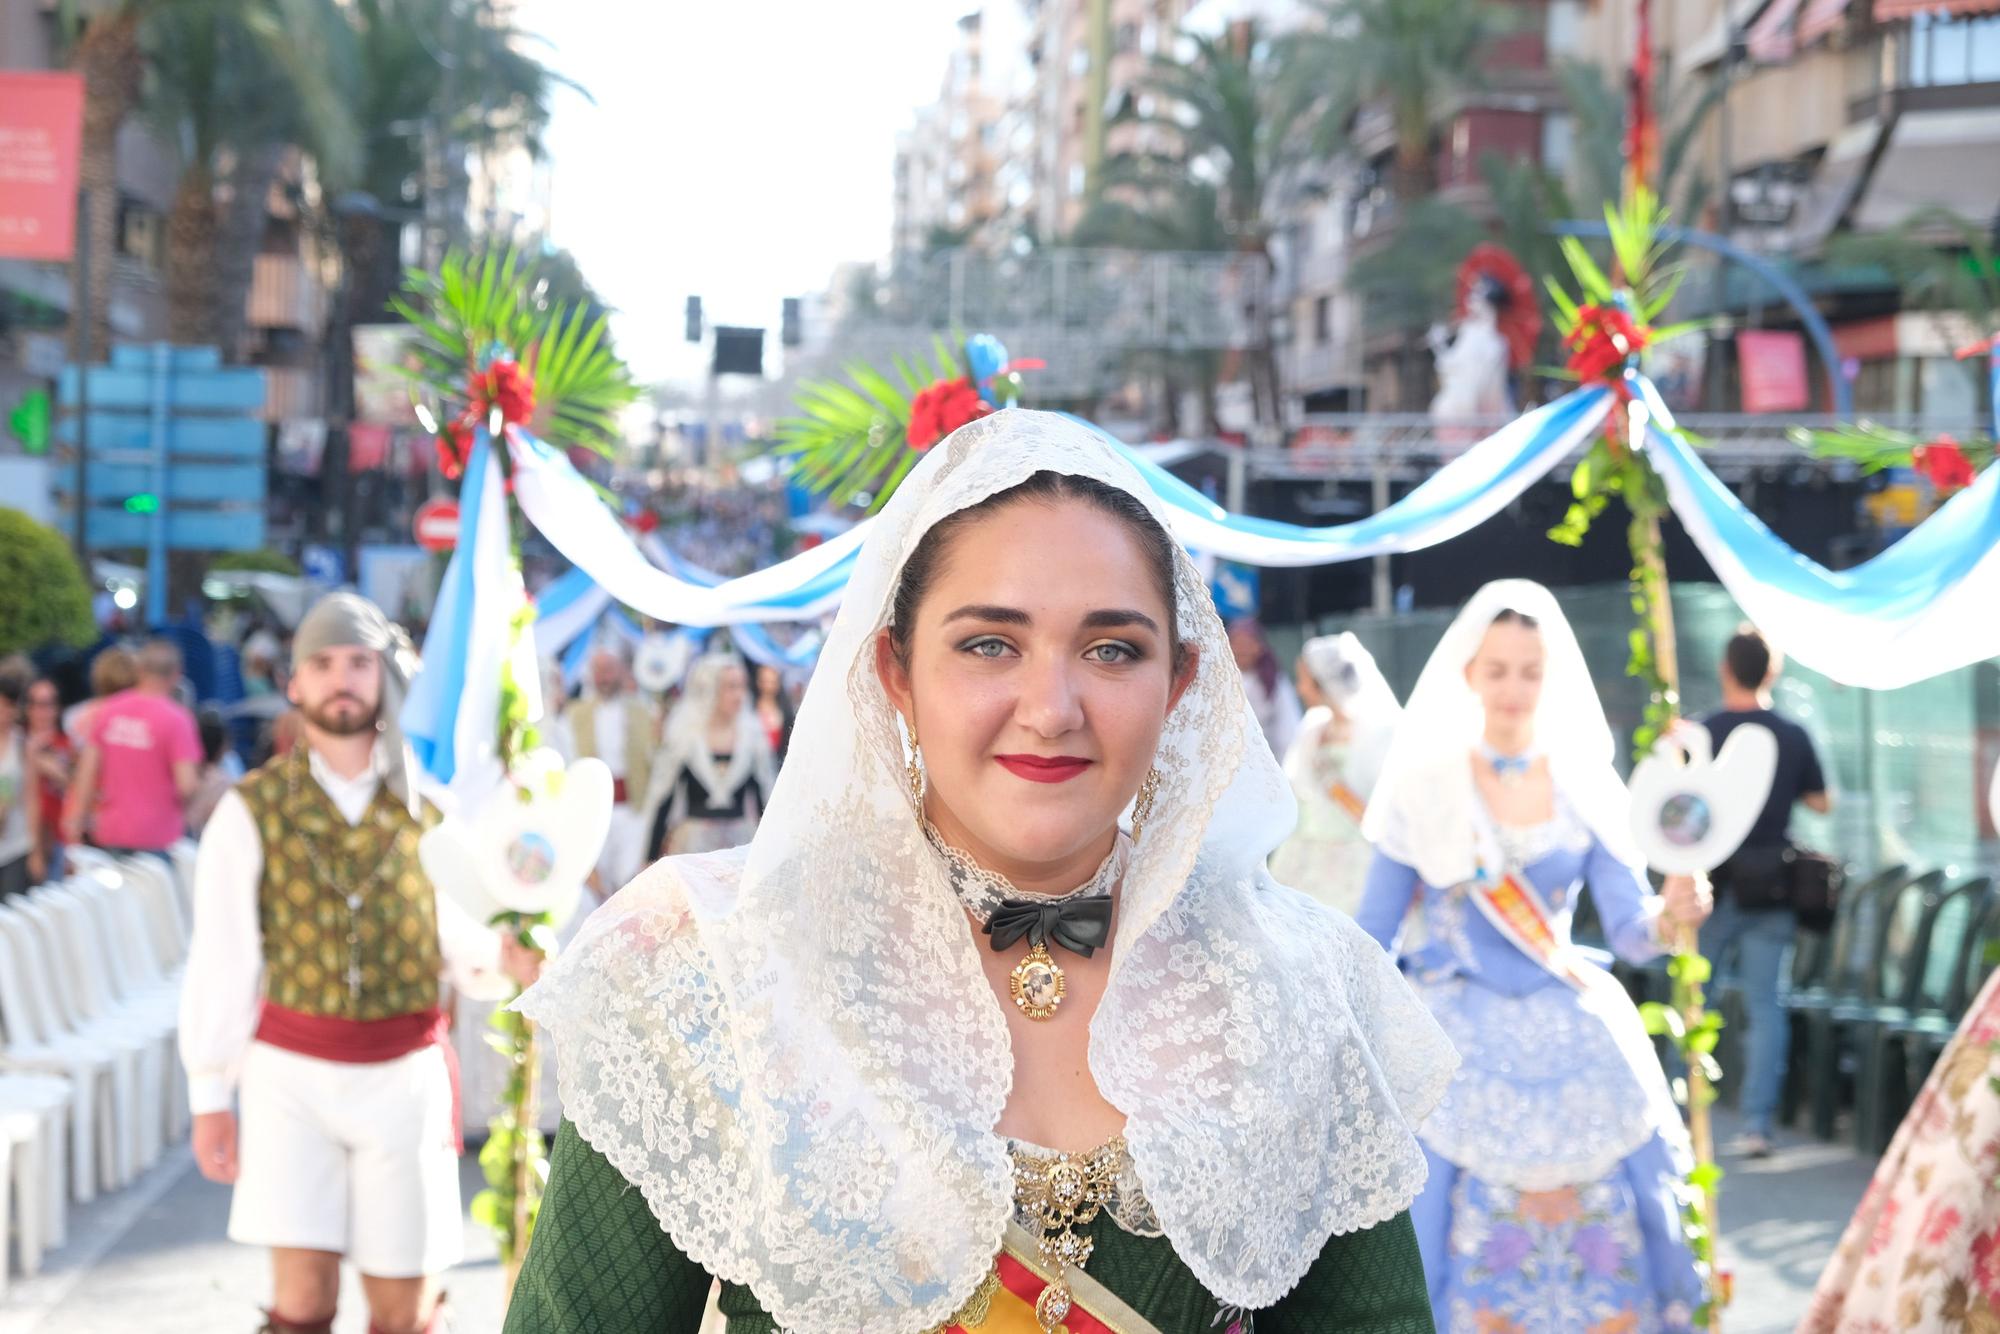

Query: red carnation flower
[470,359,537,427]
[1564,305,1651,390]
[907,376,992,451]
[1913,436,1976,492]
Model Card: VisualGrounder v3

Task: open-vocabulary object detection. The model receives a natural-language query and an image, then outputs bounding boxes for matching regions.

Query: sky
[515,1,975,388]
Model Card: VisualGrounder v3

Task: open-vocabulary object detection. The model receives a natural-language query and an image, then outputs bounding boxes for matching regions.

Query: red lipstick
[995,754,1093,784]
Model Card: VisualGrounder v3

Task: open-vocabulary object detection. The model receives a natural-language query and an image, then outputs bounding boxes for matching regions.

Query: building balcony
[247,253,326,332]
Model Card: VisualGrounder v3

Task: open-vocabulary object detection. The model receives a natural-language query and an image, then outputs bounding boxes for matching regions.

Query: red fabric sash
[255,1004,462,1151]
[611,777,628,805]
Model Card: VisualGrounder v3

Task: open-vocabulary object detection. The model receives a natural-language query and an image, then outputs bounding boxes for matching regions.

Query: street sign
[301,544,346,584]
[413,497,460,552]
[56,342,268,622]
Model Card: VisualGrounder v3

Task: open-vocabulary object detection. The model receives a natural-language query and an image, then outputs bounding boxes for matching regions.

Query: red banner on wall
[1738,330,1811,414]
[0,72,85,262]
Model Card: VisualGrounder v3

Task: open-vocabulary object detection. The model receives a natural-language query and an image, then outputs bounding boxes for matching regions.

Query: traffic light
[685,295,703,343]
[781,297,802,348]
[123,493,161,515]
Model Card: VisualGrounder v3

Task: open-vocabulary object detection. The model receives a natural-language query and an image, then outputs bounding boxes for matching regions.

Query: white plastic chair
[19,889,168,1175]
[0,908,149,1192]
[0,1071,71,1285]
[0,908,124,1201]
[113,856,190,975]
[63,871,185,1140]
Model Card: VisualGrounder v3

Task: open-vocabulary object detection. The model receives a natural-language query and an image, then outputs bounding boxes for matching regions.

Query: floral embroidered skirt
[1799,966,2000,1333]
[1411,974,1700,1334]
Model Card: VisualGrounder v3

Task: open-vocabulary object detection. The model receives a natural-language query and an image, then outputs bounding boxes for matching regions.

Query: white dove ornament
[420,749,613,928]
[634,632,690,696]
[1627,722,1779,876]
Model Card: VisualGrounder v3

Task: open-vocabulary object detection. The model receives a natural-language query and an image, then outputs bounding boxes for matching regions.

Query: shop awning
[1875,0,2000,18]
[1797,0,1850,44]
[1683,0,1772,69]
[1746,0,1804,62]
[1851,108,2000,233]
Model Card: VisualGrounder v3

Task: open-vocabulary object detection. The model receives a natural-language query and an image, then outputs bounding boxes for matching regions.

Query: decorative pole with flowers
[393,247,636,1295]
[1547,184,1731,1330]
[774,333,1041,511]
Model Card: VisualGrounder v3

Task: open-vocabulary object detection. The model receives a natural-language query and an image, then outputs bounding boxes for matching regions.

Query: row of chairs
[1775,864,1999,1152]
[0,847,192,1293]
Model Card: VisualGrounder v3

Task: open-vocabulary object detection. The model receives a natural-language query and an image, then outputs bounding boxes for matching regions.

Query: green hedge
[0,509,96,655]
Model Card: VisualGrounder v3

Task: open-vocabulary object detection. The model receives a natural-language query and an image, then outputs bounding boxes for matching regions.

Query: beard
[302,694,380,738]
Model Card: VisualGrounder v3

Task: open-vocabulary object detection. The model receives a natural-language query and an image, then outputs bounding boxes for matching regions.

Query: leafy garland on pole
[392,247,636,1292]
[1544,187,1729,1329]
[773,333,1040,512]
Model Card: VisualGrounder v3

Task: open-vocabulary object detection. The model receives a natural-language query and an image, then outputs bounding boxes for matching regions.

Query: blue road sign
[57,343,269,622]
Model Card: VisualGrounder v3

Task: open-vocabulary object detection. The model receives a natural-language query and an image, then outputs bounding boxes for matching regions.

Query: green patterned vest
[238,748,444,1020]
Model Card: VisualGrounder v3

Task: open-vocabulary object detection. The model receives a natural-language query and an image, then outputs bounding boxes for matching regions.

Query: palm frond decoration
[391,246,637,464]
[774,334,1030,514]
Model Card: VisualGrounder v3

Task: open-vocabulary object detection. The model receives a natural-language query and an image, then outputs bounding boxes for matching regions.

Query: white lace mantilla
[1412,970,1689,1191]
[517,411,1456,1334]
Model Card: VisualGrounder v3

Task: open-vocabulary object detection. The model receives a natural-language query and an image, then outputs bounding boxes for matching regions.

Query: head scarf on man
[292,592,423,816]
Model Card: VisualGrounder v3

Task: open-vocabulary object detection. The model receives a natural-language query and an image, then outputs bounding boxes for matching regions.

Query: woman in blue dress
[1356,580,1711,1334]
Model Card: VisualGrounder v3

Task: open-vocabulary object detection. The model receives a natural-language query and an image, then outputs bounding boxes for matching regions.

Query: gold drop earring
[1130,767,1162,841]
[906,720,926,813]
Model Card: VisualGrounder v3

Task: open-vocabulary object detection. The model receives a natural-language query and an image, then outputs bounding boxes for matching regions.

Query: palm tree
[1345,57,1718,390]
[1279,0,1511,203]
[1080,23,1298,423]
[60,0,159,357]
[140,0,358,351]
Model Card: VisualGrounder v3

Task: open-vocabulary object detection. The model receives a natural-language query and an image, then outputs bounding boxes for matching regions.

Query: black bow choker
[926,829,1124,1021]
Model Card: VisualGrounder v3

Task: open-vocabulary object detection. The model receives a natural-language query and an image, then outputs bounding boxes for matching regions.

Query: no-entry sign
[414,497,460,551]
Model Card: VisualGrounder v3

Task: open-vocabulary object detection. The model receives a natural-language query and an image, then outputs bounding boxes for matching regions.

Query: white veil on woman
[518,410,1453,1334]
[1296,631,1402,796]
[1360,579,1637,891]
[641,651,775,834]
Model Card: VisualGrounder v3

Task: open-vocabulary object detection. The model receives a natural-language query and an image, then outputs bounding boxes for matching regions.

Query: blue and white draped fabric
[505,389,1615,619]
[531,567,609,662]
[401,428,542,801]
[1632,373,2000,690]
[481,373,2000,731]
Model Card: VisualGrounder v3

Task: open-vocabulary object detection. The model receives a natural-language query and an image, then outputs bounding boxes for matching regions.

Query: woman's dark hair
[1490,608,1541,631]
[198,708,230,766]
[889,471,1187,674]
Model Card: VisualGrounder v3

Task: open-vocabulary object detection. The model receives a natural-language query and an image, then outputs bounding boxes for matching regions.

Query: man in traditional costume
[180,592,538,1334]
[554,645,657,889]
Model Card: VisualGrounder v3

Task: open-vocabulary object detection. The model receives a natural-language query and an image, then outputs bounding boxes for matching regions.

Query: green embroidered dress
[506,1120,1436,1333]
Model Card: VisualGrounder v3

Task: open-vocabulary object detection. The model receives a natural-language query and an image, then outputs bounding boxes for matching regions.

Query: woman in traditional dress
[1356,580,1710,1334]
[1269,633,1401,915]
[1798,965,2000,1332]
[505,410,1456,1333]
[640,652,776,859]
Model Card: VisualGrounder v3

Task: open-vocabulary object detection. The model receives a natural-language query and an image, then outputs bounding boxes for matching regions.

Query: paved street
[2,1106,1875,1333]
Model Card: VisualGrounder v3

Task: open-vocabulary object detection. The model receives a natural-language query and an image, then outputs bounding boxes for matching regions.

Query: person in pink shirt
[62,639,202,854]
